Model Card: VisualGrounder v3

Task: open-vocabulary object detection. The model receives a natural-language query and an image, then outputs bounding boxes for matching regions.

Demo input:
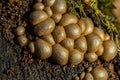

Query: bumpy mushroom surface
[84,73,94,80]
[93,27,105,41]
[35,39,52,59]
[42,0,55,7]
[85,52,98,62]
[44,7,53,17]
[77,18,86,34]
[52,25,66,43]
[59,13,78,26]
[74,36,87,53]
[33,2,45,11]
[52,13,62,23]
[51,0,67,14]
[60,38,74,51]
[28,42,35,54]
[29,10,48,25]
[82,18,94,35]
[34,18,55,36]
[92,66,108,80]
[69,49,84,65]
[101,40,117,61]
[17,35,28,47]
[41,34,55,45]
[52,44,69,65]
[15,26,25,36]
[64,24,81,39]
[86,33,102,52]
[96,45,104,56]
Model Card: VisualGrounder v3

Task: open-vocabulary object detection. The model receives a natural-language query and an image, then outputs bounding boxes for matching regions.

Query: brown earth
[0,0,120,80]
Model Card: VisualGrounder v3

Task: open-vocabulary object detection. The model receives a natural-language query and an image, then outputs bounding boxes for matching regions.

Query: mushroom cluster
[78,66,108,80]
[15,0,117,66]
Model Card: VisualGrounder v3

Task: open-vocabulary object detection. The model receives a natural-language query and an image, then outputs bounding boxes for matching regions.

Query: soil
[0,0,120,80]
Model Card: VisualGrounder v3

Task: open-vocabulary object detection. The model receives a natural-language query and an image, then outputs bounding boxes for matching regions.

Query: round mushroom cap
[92,66,108,80]
[34,18,55,36]
[29,10,48,25]
[59,13,78,26]
[51,0,67,14]
[101,40,117,61]
[35,39,52,59]
[86,33,103,52]
[52,44,69,65]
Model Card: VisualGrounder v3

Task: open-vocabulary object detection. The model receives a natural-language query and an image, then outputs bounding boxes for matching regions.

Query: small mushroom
[44,7,53,17]
[93,27,105,41]
[41,34,55,45]
[104,33,110,41]
[51,13,62,23]
[92,66,108,80]
[14,26,25,36]
[80,72,86,80]
[74,36,87,53]
[51,0,67,14]
[82,18,94,35]
[17,35,28,47]
[28,42,35,54]
[101,40,117,61]
[34,18,55,36]
[85,52,98,62]
[42,0,55,7]
[86,33,103,52]
[29,10,48,25]
[60,38,74,51]
[33,2,44,11]
[69,49,84,65]
[59,13,78,26]
[96,45,104,56]
[77,18,86,34]
[84,73,94,80]
[64,24,81,39]
[52,25,66,43]
[52,44,69,65]
[35,39,52,59]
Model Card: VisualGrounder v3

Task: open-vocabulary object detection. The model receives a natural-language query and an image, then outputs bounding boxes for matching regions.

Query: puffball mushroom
[33,2,45,11]
[52,44,69,65]
[29,10,48,25]
[34,18,55,36]
[92,66,108,80]
[101,40,117,61]
[44,7,53,17]
[14,26,25,36]
[51,0,67,14]
[85,52,98,62]
[35,39,52,59]
[17,35,28,47]
[74,36,87,53]
[86,33,102,52]
[84,73,94,80]
[52,25,66,43]
[69,49,84,65]
[60,38,74,51]
[104,33,110,41]
[28,42,35,54]
[64,24,81,39]
[41,34,55,45]
[42,0,55,7]
[93,27,105,41]
[59,13,78,26]
[51,13,62,23]
[82,18,94,35]
[96,45,104,56]
[77,18,86,34]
